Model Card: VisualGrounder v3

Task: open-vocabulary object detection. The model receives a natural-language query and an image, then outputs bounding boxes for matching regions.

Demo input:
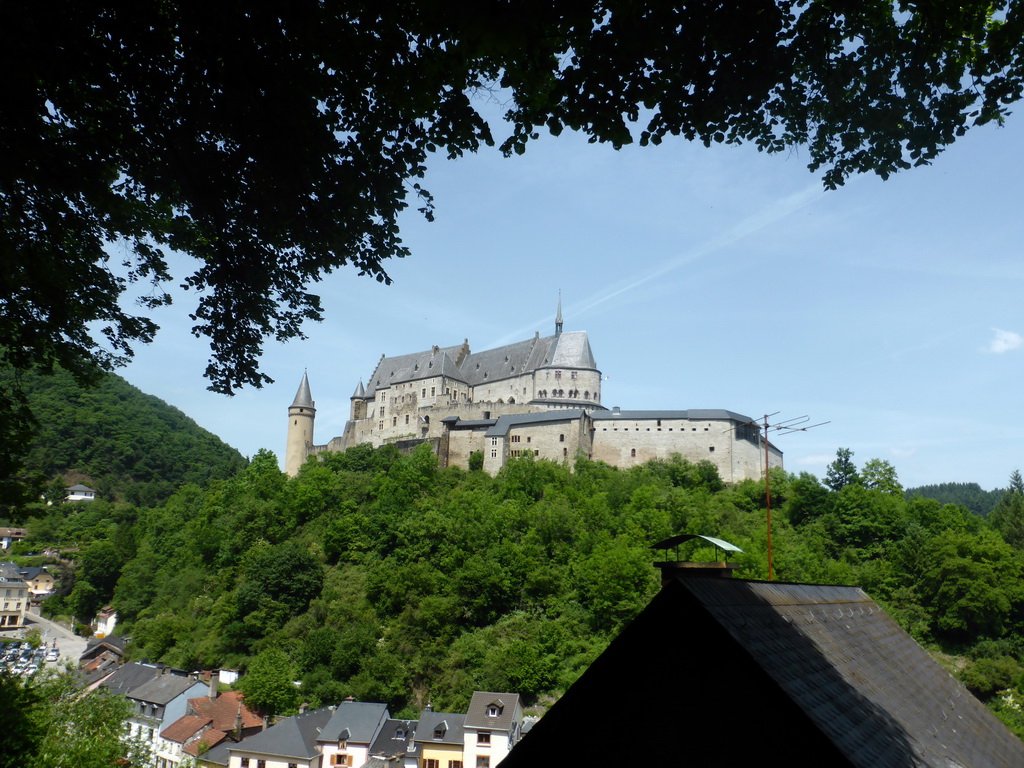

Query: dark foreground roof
[503,575,1024,768]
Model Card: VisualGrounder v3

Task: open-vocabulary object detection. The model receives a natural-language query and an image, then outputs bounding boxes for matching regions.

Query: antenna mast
[746,413,829,581]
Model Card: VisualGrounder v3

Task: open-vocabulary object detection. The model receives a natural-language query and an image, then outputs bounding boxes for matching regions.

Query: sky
[119,106,1024,492]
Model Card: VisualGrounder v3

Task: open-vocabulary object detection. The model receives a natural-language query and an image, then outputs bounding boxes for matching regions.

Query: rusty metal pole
[764,414,774,581]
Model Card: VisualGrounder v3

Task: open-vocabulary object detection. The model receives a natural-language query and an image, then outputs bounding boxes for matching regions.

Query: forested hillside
[906,481,1005,517]
[25,444,1024,735]
[0,366,246,508]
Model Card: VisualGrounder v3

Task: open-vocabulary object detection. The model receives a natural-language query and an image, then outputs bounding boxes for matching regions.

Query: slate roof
[368,717,417,758]
[185,729,229,757]
[367,343,469,394]
[128,674,202,705]
[464,692,521,732]
[483,410,587,437]
[416,711,466,746]
[502,575,1024,768]
[229,706,334,760]
[590,408,754,423]
[291,371,315,409]
[362,329,599,395]
[317,701,390,745]
[98,662,163,697]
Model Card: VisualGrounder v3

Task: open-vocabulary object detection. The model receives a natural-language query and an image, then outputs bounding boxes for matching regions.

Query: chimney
[209,670,219,700]
[651,534,743,585]
[235,704,244,740]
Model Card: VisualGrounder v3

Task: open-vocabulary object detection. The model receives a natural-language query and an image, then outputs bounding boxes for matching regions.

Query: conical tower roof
[351,380,365,399]
[291,371,315,409]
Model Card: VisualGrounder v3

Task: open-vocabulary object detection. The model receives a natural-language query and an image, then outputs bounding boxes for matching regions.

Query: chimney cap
[652,534,744,581]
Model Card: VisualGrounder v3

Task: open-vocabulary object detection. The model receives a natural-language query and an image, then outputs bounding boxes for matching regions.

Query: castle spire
[291,370,314,408]
[555,291,563,335]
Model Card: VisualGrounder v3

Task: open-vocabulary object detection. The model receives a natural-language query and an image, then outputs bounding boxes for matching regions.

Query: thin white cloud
[985,328,1023,354]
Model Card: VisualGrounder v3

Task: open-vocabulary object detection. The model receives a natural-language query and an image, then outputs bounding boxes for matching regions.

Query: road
[22,607,87,666]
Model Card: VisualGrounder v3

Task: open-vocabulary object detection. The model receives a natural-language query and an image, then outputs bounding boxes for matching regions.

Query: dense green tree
[825,448,860,492]
[990,470,1024,549]
[239,647,301,718]
[861,458,902,495]
[0,669,148,768]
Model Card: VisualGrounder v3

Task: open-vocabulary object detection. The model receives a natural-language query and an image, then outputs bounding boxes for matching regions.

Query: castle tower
[555,292,564,334]
[350,380,366,420]
[285,371,316,476]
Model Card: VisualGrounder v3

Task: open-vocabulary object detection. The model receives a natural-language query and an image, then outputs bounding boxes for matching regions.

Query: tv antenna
[742,412,829,581]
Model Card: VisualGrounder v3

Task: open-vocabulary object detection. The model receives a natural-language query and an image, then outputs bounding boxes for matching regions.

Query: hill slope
[0,366,246,507]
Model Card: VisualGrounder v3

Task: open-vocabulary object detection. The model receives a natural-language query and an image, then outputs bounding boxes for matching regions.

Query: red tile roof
[184,729,229,756]
[189,691,262,732]
[162,715,212,744]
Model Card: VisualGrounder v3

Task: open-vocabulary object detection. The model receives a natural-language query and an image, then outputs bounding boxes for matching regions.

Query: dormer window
[487,704,503,717]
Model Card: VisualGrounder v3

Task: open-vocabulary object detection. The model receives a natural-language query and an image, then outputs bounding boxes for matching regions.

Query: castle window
[571,371,577,379]
[559,434,565,442]
[491,450,497,458]
[491,438,497,446]
[583,391,589,399]
[392,417,397,426]
[511,435,521,443]
[657,420,661,427]
[526,436,531,443]
[405,415,410,424]
[379,407,384,416]
[534,450,539,456]
[431,387,436,396]
[709,446,716,452]
[554,370,562,379]
[563,447,568,457]
[379,421,384,430]
[631,449,636,457]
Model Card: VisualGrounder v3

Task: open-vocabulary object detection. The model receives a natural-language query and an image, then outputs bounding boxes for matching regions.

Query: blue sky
[120,109,1024,491]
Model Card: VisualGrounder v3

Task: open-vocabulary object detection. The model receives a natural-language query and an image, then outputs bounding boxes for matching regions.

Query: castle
[286,303,782,481]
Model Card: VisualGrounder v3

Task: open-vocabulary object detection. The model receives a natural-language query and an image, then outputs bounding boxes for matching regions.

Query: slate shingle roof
[464,692,520,732]
[415,711,466,746]
[502,575,1024,768]
[127,674,201,705]
[317,701,390,745]
[229,707,334,760]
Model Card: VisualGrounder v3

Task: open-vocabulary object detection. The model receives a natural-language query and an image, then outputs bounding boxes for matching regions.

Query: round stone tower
[285,371,315,476]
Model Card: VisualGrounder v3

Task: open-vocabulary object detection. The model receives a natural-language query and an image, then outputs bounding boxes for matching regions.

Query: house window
[477,732,491,745]
[424,760,440,768]
[257,761,266,768]
[332,756,353,767]
[289,764,298,768]
[241,760,250,768]
[487,704,502,717]
[449,762,463,768]
[476,759,490,768]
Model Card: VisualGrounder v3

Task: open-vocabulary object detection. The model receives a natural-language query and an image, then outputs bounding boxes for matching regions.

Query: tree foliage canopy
[3,1,1024,397]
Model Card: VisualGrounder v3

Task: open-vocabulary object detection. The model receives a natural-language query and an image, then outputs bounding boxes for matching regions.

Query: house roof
[368,718,417,758]
[502,575,1024,768]
[189,691,262,732]
[464,692,521,731]
[67,484,96,492]
[162,715,212,743]
[229,707,334,760]
[184,729,229,757]
[317,701,390,745]
[98,662,163,697]
[128,674,203,706]
[415,711,466,746]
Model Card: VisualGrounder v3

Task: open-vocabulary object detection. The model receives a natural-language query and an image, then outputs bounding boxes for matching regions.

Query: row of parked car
[1,640,59,677]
